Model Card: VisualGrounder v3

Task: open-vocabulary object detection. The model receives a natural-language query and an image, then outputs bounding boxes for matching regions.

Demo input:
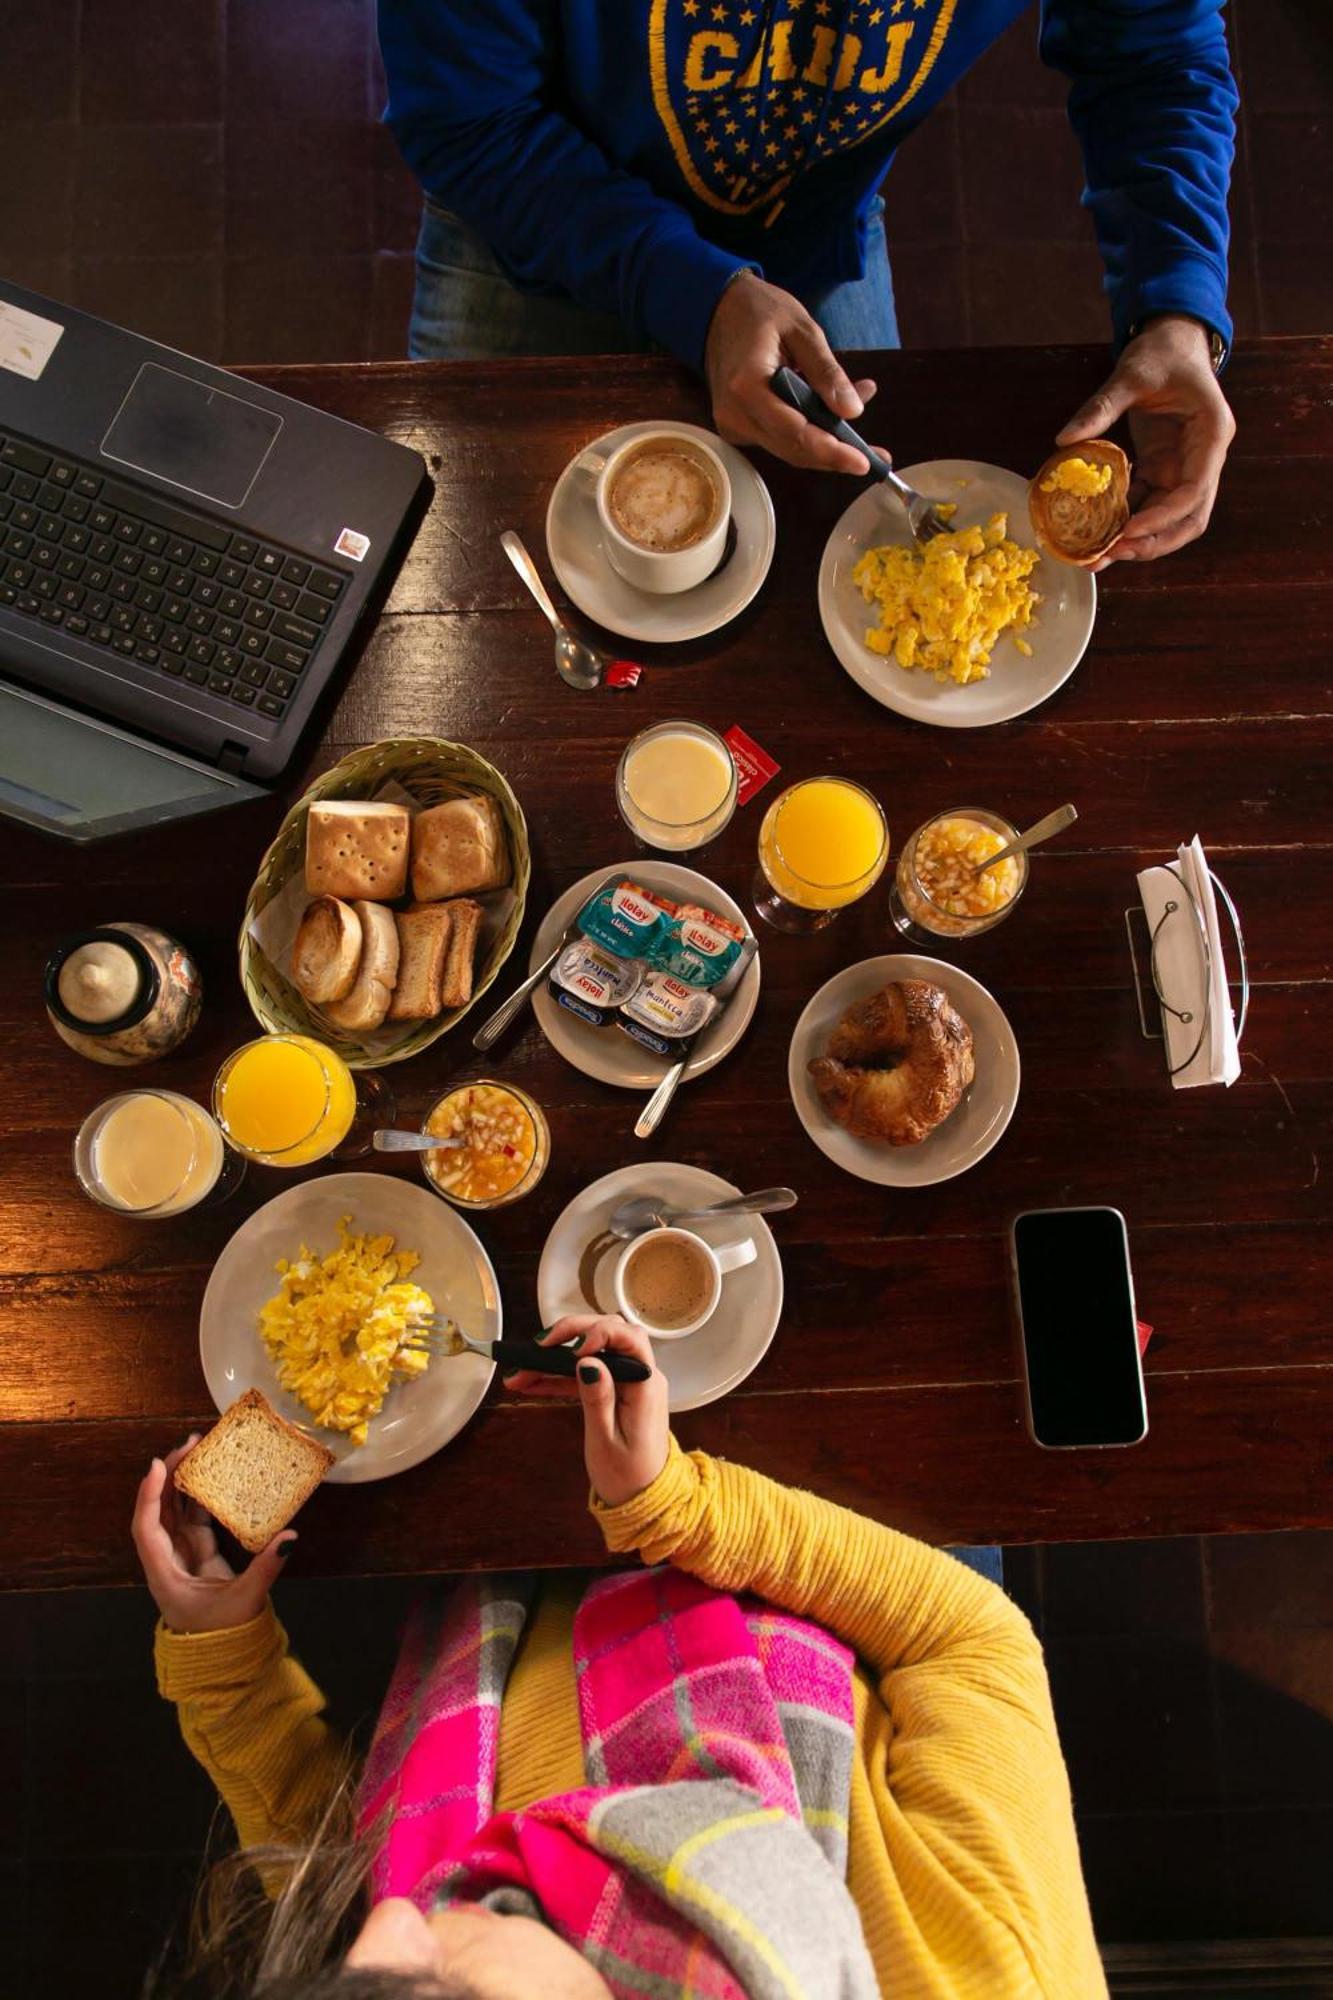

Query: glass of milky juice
[74,1089,241,1217]
[616,718,738,853]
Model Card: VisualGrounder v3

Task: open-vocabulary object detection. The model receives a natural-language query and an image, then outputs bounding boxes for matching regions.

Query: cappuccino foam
[608,444,720,553]
[624,1233,713,1329]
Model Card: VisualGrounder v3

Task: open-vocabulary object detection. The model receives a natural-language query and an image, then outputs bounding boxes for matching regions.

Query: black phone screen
[1012,1207,1146,1448]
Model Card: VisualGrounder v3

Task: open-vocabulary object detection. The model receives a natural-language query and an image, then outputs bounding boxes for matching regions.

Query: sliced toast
[174,1388,334,1554]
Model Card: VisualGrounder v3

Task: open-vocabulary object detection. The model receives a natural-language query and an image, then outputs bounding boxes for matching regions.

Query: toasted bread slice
[440,897,484,1010]
[323,900,400,1033]
[292,896,362,1005]
[389,904,453,1021]
[1029,439,1131,567]
[174,1389,334,1553]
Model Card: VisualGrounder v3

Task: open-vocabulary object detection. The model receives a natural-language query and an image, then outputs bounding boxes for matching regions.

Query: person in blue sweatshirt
[377,0,1238,566]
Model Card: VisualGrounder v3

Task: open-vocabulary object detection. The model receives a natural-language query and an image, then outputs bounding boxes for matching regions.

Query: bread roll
[410,794,510,902]
[305,800,410,902]
[389,905,453,1021]
[440,897,484,1010]
[292,896,362,1005]
[174,1389,334,1555]
[1028,440,1131,567]
[323,901,400,1032]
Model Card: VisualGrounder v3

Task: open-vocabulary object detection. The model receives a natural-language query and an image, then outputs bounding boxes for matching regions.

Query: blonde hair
[142,1765,467,1999]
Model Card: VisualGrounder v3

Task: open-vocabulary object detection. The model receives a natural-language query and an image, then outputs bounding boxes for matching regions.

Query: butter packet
[578,879,673,960]
[548,940,643,1027]
[643,902,747,990]
[618,972,721,1060]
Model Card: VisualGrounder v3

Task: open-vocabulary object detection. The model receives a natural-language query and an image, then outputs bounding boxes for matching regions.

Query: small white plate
[198,1174,498,1485]
[530,861,760,1090]
[788,954,1020,1186]
[818,459,1096,728]
[546,420,776,644]
[537,1163,783,1412]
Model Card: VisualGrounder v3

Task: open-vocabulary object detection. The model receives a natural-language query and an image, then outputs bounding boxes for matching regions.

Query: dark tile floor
[5,1531,1332,1996]
[4,2,1332,1991]
[3,0,1330,366]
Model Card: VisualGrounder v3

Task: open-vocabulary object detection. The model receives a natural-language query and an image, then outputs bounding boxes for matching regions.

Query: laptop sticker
[0,300,64,382]
[334,527,370,562]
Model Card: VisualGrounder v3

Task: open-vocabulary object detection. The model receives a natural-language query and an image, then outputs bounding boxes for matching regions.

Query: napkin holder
[1124,861,1249,1078]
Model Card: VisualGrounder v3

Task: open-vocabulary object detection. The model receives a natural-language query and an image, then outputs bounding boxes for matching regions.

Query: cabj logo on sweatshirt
[650,0,956,217]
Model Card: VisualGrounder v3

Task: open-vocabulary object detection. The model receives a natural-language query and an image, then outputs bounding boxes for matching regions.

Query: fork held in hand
[770,367,955,545]
[404,1317,651,1384]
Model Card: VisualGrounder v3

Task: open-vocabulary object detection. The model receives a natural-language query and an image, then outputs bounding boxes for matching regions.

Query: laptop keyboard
[0,432,346,724]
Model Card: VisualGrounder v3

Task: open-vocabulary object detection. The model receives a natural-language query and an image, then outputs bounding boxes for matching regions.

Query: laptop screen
[0,682,266,841]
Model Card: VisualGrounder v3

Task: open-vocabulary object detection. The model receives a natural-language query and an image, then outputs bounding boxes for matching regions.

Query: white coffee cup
[612,1224,757,1340]
[581,428,731,595]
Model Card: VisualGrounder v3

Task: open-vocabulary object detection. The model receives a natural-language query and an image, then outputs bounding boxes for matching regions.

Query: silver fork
[400,1316,650,1382]
[770,366,955,545]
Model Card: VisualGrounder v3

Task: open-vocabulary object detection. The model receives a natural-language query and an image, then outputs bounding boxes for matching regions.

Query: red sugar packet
[725,724,780,806]
[606,660,642,689]
[1136,1320,1153,1357]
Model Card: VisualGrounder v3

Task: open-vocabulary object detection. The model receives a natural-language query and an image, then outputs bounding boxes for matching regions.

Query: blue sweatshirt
[378,0,1236,370]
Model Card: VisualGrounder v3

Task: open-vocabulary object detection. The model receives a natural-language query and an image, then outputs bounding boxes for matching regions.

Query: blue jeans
[408,200,900,360]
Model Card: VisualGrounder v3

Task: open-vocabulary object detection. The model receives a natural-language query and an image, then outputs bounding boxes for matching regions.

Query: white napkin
[1136,836,1241,1089]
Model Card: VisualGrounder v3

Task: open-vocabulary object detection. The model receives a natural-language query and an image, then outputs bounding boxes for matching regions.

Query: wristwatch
[1127,314,1228,375]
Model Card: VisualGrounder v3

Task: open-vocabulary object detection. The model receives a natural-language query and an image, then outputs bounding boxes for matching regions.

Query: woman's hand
[131,1439,294,1634]
[705,271,878,476]
[505,1314,670,1508]
[1057,314,1236,568]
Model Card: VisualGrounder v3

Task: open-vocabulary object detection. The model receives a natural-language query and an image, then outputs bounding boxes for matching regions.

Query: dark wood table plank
[4,338,1332,1587]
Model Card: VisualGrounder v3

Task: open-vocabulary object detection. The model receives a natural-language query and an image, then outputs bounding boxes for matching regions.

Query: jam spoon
[969,803,1079,878]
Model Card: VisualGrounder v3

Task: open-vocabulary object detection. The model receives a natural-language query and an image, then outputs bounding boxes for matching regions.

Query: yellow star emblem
[705,134,720,151]
[765,139,779,155]
[724,118,739,133]
[784,122,798,138]
[791,84,806,99]
[711,2,726,18]
[829,115,843,130]
[683,0,700,12]
[891,0,905,11]
[801,107,816,122]
[815,0,830,13]
[740,4,756,17]
[869,3,884,15]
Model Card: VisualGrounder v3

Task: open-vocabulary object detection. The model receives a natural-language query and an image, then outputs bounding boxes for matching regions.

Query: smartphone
[1011,1206,1147,1449]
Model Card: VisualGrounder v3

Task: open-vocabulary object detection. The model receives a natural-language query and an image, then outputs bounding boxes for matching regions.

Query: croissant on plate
[808,980,974,1146]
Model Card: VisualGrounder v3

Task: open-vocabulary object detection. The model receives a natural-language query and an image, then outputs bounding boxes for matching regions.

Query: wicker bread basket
[239,738,530,1069]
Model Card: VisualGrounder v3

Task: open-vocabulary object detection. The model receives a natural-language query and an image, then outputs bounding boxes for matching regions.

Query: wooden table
[5,340,1331,1590]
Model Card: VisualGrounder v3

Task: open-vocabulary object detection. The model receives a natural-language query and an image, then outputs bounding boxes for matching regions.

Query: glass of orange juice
[213,1033,386,1167]
[754,776,889,932]
[74,1089,243,1216]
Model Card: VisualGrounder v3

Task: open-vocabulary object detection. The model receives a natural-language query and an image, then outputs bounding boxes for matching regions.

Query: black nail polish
[578,1363,599,1385]
[277,1543,292,1558]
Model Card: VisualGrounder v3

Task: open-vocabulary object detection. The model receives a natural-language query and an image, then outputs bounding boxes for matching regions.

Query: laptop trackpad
[101,362,282,510]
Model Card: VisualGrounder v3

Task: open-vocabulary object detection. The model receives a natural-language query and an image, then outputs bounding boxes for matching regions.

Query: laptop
[0,281,429,841]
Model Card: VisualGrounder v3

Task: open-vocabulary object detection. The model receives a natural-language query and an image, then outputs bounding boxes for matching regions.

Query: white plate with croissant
[787,955,1020,1185]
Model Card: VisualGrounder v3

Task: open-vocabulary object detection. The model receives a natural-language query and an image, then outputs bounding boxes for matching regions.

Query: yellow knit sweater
[155,1439,1106,1998]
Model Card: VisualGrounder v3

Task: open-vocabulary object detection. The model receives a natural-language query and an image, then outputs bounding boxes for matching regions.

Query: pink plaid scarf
[356,1567,878,1999]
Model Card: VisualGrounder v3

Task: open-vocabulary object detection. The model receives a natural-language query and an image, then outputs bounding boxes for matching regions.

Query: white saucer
[537,1163,783,1412]
[530,861,760,1090]
[818,459,1096,728]
[546,420,776,644]
[788,954,1020,1186]
[199,1175,498,1484]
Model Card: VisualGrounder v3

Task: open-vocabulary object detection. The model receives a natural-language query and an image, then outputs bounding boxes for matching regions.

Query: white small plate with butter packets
[546,421,776,644]
[819,459,1096,728]
[537,1163,783,1412]
[530,861,761,1090]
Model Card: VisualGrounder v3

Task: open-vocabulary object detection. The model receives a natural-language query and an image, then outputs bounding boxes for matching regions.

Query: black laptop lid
[0,681,266,841]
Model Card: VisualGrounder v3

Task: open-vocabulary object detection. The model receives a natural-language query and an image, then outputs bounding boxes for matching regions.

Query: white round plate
[818,459,1096,728]
[546,420,776,644]
[537,1163,783,1412]
[199,1174,499,1484]
[530,861,760,1090]
[788,954,1020,1186]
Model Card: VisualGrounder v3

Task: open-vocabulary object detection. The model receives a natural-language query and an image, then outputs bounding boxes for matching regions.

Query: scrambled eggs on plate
[259,1217,434,1446]
[852,512,1040,686]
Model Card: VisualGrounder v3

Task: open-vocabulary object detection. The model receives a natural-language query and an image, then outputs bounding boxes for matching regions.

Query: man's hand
[1057,315,1235,567]
[132,1440,294,1634]
[505,1314,670,1508]
[705,271,878,475]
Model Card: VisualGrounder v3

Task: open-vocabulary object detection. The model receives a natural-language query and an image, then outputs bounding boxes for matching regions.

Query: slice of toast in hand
[174,1389,334,1554]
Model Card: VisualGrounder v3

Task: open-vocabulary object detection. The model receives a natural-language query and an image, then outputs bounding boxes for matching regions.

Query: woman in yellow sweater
[134,1314,1106,1999]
